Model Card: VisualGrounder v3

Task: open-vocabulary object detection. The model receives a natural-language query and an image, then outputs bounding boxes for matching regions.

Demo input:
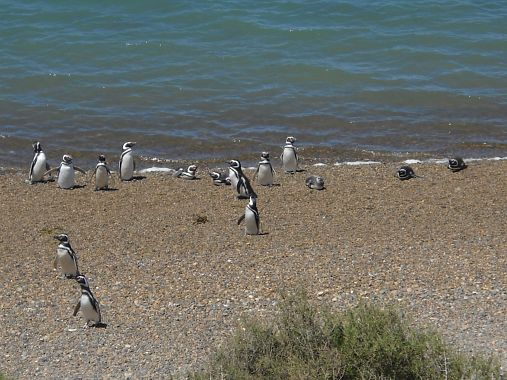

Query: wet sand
[0,160,506,378]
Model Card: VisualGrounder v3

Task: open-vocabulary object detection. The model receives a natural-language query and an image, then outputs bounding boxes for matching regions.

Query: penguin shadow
[61,184,86,190]
[121,175,147,182]
[296,168,306,173]
[94,187,118,192]
[257,232,269,236]
[92,322,108,329]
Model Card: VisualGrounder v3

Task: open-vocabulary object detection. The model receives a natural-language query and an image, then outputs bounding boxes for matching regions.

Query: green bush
[191,291,500,379]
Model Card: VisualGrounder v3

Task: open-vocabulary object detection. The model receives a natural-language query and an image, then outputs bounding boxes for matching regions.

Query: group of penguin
[31,136,468,328]
[396,156,467,180]
[53,233,103,328]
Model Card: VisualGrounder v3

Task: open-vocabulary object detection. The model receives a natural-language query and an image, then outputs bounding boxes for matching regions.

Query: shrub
[191,291,500,379]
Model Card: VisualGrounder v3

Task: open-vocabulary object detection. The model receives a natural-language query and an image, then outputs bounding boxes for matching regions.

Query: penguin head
[249,196,257,206]
[98,154,106,162]
[54,233,70,243]
[187,164,198,174]
[286,136,296,144]
[32,141,42,153]
[75,275,90,288]
[228,160,241,169]
[397,166,416,180]
[261,152,270,159]
[122,141,136,150]
[448,157,466,172]
[315,176,325,186]
[62,154,73,164]
[209,171,220,180]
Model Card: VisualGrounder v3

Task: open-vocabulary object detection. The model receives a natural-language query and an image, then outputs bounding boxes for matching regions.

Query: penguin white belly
[81,295,100,323]
[228,168,239,190]
[257,165,273,186]
[95,166,109,189]
[121,153,134,180]
[282,148,297,172]
[57,248,78,276]
[58,165,75,189]
[244,209,259,235]
[31,153,47,182]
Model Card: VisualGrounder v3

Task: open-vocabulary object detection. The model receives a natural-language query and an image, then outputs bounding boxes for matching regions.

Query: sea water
[1,0,506,169]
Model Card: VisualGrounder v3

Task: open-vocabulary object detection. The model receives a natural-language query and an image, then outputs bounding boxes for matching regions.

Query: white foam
[313,163,328,166]
[334,160,381,166]
[403,159,422,164]
[138,167,175,173]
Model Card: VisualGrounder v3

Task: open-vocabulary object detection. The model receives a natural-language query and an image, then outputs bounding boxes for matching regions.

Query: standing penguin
[44,154,86,189]
[228,160,257,199]
[53,233,80,278]
[119,141,136,181]
[29,141,51,183]
[281,136,299,173]
[254,152,275,186]
[73,275,102,328]
[237,196,261,235]
[91,155,113,190]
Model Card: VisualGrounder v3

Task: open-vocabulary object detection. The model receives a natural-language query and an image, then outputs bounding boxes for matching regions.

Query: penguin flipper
[44,167,59,176]
[237,214,245,225]
[74,166,87,174]
[73,300,81,316]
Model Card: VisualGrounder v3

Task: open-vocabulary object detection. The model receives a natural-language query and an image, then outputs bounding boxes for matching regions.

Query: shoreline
[1,159,506,378]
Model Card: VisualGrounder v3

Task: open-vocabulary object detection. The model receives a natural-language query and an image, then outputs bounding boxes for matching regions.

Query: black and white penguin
[448,157,467,172]
[281,136,299,173]
[209,171,231,186]
[119,142,136,181]
[305,175,325,190]
[396,166,418,180]
[53,233,80,278]
[173,164,198,180]
[237,196,261,235]
[29,141,51,183]
[254,152,275,186]
[228,160,257,199]
[73,275,102,328]
[44,154,86,189]
[91,155,113,190]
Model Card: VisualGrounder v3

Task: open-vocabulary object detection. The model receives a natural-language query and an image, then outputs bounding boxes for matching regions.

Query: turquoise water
[1,1,507,167]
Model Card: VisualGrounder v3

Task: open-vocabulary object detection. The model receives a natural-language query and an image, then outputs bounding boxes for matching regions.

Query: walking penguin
[29,141,51,183]
[119,142,136,181]
[254,152,275,186]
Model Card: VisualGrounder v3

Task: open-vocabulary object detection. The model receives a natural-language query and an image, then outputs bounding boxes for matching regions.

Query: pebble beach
[0,159,506,378]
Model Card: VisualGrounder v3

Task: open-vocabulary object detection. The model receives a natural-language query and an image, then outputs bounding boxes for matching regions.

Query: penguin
[228,160,257,199]
[44,154,86,189]
[281,136,299,173]
[237,196,261,235]
[209,171,231,186]
[396,166,418,180]
[119,142,136,181]
[305,175,325,190]
[448,157,467,172]
[53,233,80,279]
[173,164,198,180]
[91,155,113,190]
[73,275,102,328]
[254,152,275,186]
[29,141,51,183]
